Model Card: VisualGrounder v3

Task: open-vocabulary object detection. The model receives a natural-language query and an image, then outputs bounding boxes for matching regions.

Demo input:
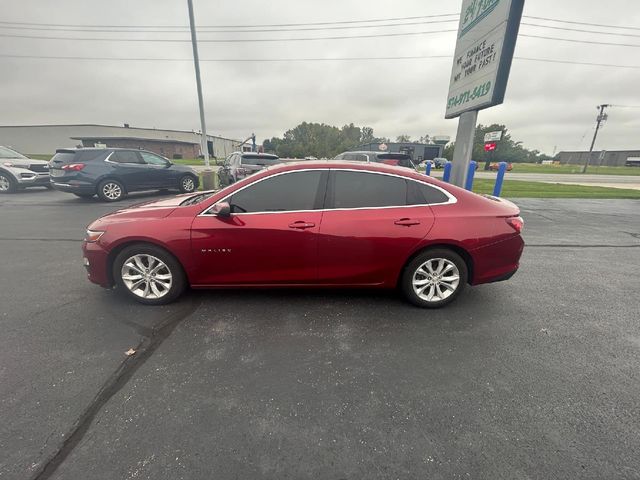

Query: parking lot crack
[28,295,201,480]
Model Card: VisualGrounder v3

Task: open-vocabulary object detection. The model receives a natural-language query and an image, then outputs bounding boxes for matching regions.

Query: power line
[0,19,460,34]
[519,33,640,48]
[0,29,459,42]
[0,13,460,29]
[523,15,640,32]
[522,22,640,39]
[3,30,640,48]
[1,53,639,70]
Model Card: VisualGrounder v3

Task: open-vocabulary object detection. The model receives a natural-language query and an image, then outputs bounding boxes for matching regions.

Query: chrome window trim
[198,167,457,217]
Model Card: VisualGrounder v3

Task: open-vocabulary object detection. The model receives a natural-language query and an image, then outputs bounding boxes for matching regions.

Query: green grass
[510,162,640,175]
[472,179,640,198]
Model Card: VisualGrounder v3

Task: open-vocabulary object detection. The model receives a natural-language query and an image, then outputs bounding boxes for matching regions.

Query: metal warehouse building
[0,124,240,159]
[557,150,640,167]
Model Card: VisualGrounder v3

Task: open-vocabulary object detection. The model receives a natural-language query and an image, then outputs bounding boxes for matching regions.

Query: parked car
[218,152,281,187]
[0,145,51,193]
[49,148,199,201]
[333,151,416,169]
[488,162,513,171]
[82,161,524,308]
[432,157,448,168]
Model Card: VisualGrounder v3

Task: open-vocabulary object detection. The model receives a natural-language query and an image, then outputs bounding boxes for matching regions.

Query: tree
[261,122,388,158]
[418,134,431,144]
[396,134,412,143]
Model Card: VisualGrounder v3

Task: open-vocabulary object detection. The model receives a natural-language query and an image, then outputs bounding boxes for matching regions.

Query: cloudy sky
[1,0,639,154]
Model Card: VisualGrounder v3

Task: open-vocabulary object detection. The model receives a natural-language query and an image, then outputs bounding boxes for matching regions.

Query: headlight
[3,162,14,167]
[85,229,105,242]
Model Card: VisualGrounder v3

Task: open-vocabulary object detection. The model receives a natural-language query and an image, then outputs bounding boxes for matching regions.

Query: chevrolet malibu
[82,161,524,308]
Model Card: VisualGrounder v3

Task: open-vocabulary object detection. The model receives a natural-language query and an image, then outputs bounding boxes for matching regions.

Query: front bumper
[14,171,50,186]
[82,240,112,288]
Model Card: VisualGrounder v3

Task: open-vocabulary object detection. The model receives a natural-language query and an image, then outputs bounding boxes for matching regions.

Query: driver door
[190,170,328,285]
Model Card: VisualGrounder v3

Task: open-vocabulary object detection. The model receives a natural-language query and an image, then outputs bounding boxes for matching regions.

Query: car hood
[2,157,48,168]
[98,194,194,222]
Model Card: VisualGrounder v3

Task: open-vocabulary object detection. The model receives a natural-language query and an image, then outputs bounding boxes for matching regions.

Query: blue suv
[50,148,199,201]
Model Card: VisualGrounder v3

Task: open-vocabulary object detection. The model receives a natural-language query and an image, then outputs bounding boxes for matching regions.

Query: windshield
[180,191,217,206]
[0,146,27,159]
[241,155,280,166]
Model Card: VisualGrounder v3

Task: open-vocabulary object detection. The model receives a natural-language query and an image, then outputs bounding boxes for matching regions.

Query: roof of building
[0,124,238,142]
[71,136,198,145]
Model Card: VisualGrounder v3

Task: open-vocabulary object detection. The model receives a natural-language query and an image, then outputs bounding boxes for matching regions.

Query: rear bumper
[51,180,96,195]
[470,235,524,286]
[82,241,112,288]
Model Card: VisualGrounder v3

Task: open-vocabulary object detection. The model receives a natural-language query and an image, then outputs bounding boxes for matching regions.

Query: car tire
[178,175,197,193]
[401,248,468,308]
[0,172,17,194]
[97,179,126,202]
[74,193,95,199]
[113,244,187,305]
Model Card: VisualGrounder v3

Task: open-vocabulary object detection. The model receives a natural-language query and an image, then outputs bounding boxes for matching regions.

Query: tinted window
[228,171,324,213]
[343,153,367,162]
[140,152,168,165]
[241,155,280,166]
[50,152,76,163]
[407,180,449,205]
[332,171,407,209]
[376,153,415,168]
[111,151,142,164]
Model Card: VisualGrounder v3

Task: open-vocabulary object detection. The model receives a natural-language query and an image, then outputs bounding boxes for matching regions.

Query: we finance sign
[445,0,524,119]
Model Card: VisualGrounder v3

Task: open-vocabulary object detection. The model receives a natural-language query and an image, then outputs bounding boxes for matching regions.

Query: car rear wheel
[97,179,125,202]
[113,244,186,305]
[0,172,17,194]
[178,175,197,193]
[401,248,467,308]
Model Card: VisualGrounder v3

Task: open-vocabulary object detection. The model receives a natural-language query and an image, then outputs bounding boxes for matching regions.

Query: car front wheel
[0,172,17,193]
[113,244,186,305]
[401,248,467,308]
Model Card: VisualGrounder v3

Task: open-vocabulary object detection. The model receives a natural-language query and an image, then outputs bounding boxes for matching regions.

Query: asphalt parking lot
[1,188,639,480]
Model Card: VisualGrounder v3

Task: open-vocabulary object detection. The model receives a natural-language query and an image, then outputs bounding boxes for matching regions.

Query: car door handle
[288,221,316,230]
[394,218,421,226]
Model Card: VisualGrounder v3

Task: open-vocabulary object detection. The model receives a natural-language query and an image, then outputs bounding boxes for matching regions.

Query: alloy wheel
[181,177,195,192]
[102,182,122,200]
[121,254,173,299]
[412,258,460,303]
[0,174,10,192]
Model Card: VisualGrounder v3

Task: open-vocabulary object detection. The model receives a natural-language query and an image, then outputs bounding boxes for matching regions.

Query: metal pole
[187,0,210,169]
[582,104,609,174]
[450,110,478,187]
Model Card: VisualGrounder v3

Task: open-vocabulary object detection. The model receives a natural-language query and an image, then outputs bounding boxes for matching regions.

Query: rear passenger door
[317,170,436,285]
[106,150,148,191]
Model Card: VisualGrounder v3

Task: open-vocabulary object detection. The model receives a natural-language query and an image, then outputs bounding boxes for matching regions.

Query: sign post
[446,0,524,187]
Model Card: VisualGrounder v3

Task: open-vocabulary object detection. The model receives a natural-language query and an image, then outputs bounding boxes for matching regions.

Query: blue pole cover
[493,162,508,196]
[425,161,432,176]
[465,161,477,191]
[443,162,452,182]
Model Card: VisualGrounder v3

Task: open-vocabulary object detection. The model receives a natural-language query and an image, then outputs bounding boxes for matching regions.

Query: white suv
[0,146,51,193]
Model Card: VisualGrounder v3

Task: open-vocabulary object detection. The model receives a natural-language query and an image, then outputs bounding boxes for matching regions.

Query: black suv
[49,148,199,201]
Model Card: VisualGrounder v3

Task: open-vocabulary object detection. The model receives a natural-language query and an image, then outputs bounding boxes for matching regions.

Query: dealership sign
[445,0,525,119]
[484,130,503,142]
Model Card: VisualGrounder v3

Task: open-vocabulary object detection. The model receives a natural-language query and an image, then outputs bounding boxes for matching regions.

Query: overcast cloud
[1,0,639,154]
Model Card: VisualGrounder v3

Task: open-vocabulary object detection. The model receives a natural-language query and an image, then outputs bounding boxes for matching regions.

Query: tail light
[62,163,86,171]
[506,216,524,234]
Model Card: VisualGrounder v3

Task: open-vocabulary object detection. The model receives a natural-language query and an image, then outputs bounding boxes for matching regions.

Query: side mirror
[211,201,231,217]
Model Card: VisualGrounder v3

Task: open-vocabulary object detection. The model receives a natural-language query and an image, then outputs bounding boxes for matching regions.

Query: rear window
[241,155,280,166]
[375,154,415,168]
[332,171,407,209]
[51,150,106,163]
[407,180,450,205]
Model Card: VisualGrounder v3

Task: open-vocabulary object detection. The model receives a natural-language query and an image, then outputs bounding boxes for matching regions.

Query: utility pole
[582,104,609,173]
[187,0,210,169]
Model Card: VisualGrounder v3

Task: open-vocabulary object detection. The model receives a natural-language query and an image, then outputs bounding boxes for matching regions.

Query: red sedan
[82,161,524,308]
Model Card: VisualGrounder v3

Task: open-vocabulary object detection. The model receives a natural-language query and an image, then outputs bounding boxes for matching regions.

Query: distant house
[0,123,240,159]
